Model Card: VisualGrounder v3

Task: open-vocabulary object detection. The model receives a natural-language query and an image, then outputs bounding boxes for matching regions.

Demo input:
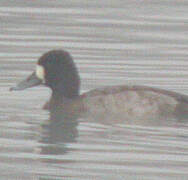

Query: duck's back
[81,85,188,122]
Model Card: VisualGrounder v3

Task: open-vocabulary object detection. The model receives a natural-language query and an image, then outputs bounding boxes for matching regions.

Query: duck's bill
[10,72,42,91]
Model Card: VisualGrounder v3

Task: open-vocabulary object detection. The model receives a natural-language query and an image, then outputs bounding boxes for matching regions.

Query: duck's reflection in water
[38,112,79,156]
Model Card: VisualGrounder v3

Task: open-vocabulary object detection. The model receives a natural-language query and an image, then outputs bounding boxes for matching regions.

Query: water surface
[0,1,188,179]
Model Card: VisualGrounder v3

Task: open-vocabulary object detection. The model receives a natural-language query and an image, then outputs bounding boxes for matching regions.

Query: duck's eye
[36,65,45,82]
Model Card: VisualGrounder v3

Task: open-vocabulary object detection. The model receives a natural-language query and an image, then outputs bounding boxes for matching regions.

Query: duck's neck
[44,91,74,111]
[51,79,80,99]
[46,89,84,115]
[47,74,80,110]
[51,89,79,103]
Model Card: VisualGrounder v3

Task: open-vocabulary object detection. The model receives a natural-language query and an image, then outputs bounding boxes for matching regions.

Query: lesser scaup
[10,50,188,121]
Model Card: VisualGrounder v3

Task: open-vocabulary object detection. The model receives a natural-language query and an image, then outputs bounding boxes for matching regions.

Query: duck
[10,50,188,122]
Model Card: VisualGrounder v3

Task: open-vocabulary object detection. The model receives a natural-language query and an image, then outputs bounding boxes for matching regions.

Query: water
[0,1,188,179]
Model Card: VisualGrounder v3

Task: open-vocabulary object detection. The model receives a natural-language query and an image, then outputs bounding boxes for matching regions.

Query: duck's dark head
[10,50,80,99]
